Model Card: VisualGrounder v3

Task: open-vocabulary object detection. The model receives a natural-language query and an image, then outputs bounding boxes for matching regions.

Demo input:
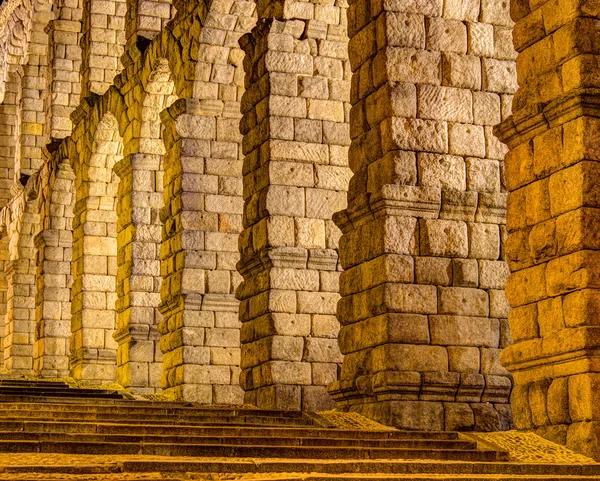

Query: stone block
[437,287,489,317]
[444,402,475,431]
[444,0,480,21]
[418,85,472,124]
[390,401,444,431]
[569,373,600,423]
[377,12,425,49]
[415,257,452,286]
[417,153,466,190]
[448,346,480,373]
[442,53,481,90]
[430,315,498,347]
[420,219,468,258]
[426,18,467,54]
[479,260,509,289]
[449,123,485,158]
[467,157,501,192]
[490,289,510,318]
[467,22,494,57]
[302,385,335,411]
[452,258,479,287]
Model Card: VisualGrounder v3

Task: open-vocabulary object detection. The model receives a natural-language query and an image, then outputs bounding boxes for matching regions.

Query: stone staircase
[0,380,598,480]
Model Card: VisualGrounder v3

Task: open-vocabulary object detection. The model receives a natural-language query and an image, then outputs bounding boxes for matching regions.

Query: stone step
[0,420,459,440]
[0,402,308,418]
[0,413,316,426]
[0,388,123,399]
[0,382,70,390]
[0,379,69,387]
[4,474,600,481]
[3,459,595,477]
[0,440,505,461]
[114,459,600,476]
[0,431,478,449]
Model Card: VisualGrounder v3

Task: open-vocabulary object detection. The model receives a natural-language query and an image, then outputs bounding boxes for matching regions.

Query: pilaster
[497,0,600,460]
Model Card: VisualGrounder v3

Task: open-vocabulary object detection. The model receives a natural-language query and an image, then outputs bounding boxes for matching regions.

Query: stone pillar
[237,0,351,411]
[328,0,516,430]
[81,0,126,96]
[159,99,244,404]
[34,160,74,377]
[18,4,53,178]
[0,239,8,370]
[70,113,121,383]
[113,153,163,393]
[4,260,35,374]
[0,75,19,205]
[496,0,600,460]
[125,0,173,44]
[45,0,83,140]
[3,202,39,375]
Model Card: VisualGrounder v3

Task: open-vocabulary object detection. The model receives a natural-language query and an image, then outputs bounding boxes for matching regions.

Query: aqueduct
[0,0,598,460]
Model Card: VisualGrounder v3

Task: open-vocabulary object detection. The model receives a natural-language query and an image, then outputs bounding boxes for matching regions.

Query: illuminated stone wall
[3,0,598,462]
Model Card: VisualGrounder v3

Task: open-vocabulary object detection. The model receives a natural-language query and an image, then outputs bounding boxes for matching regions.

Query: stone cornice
[495,88,600,148]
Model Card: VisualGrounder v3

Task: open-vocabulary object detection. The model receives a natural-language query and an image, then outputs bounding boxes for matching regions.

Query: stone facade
[0,0,598,460]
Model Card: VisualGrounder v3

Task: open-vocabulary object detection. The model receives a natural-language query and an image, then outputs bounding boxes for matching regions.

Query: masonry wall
[0,0,526,442]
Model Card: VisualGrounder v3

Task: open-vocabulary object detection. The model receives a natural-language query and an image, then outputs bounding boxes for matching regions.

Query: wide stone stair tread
[0,421,461,440]
[0,413,316,426]
[0,380,598,479]
[0,432,477,449]
[0,380,124,400]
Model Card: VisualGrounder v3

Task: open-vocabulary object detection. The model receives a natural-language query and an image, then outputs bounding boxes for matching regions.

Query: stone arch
[149,31,194,101]
[71,111,123,383]
[112,57,177,393]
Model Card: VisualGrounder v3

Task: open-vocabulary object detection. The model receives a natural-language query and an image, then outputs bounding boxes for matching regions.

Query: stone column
[4,260,35,374]
[121,0,173,69]
[113,153,163,393]
[33,159,74,378]
[17,4,53,178]
[0,75,19,205]
[70,112,121,383]
[45,0,83,140]
[0,239,8,369]
[3,202,39,374]
[159,99,244,403]
[237,0,351,411]
[496,0,600,460]
[80,0,126,96]
[328,0,516,430]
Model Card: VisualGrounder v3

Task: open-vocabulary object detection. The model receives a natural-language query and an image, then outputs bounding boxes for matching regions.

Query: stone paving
[0,428,595,481]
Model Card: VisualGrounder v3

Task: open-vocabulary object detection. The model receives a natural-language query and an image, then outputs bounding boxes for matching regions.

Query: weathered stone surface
[0,0,520,441]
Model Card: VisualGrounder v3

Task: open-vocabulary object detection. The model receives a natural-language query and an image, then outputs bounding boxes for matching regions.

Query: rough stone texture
[236,0,350,410]
[34,150,75,378]
[495,0,600,461]
[327,0,516,432]
[7,0,600,461]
